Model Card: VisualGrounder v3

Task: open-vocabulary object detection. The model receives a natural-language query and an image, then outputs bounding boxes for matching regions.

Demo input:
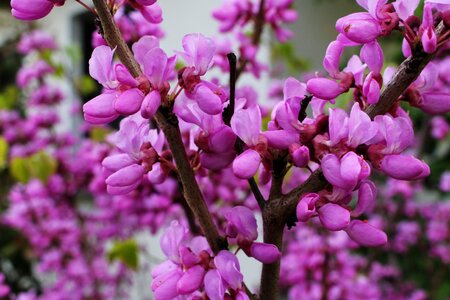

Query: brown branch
[236,0,266,79]
[92,0,226,254]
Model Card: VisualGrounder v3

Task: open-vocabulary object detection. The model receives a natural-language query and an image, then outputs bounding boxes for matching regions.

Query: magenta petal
[232,149,261,179]
[193,85,223,115]
[289,143,310,168]
[296,193,319,222]
[322,154,347,188]
[83,93,119,124]
[263,130,299,150]
[200,151,235,171]
[105,164,145,187]
[209,126,236,153]
[132,35,160,66]
[102,154,135,172]
[352,180,377,217]
[224,206,258,241]
[11,0,53,20]
[306,78,343,100]
[181,33,215,76]
[328,108,349,146]
[336,12,381,44]
[360,41,384,74]
[250,242,281,264]
[140,4,163,24]
[176,265,205,295]
[346,220,387,247]
[179,246,200,268]
[415,92,450,114]
[323,40,344,77]
[114,88,144,115]
[152,269,183,300]
[204,270,226,300]
[283,77,307,101]
[381,155,430,180]
[340,152,363,189]
[141,90,161,119]
[89,45,115,88]
[231,103,262,146]
[318,203,350,231]
[160,221,186,263]
[214,251,243,290]
[115,64,138,87]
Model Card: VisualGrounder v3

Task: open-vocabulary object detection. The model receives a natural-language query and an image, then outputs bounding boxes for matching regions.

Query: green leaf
[108,239,139,270]
[10,157,31,183]
[0,86,18,110]
[29,151,58,183]
[90,126,111,142]
[77,75,98,96]
[0,137,8,170]
[9,151,57,184]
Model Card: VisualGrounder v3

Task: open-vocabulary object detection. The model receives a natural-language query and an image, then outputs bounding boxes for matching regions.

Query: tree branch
[236,0,266,79]
[92,0,226,254]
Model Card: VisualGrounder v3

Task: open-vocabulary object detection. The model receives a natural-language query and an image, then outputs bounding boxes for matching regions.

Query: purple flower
[322,152,371,191]
[250,242,282,264]
[296,193,319,222]
[178,33,215,76]
[345,220,387,247]
[11,0,64,20]
[380,154,430,180]
[224,206,258,242]
[318,203,351,231]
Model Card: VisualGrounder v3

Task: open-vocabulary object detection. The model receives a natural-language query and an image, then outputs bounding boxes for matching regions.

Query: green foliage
[271,42,310,74]
[90,126,112,142]
[77,75,98,97]
[0,137,9,170]
[0,86,19,110]
[10,151,57,184]
[107,239,139,270]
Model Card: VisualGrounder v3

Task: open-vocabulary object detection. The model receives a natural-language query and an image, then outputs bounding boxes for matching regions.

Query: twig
[236,0,266,80]
[92,0,226,254]
[224,53,267,210]
[298,95,313,123]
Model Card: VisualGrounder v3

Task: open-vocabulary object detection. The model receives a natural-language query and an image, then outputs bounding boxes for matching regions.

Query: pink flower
[289,143,310,168]
[306,77,345,100]
[178,33,215,76]
[318,203,351,231]
[345,220,387,247]
[11,0,63,20]
[250,242,281,264]
[322,152,371,191]
[380,154,430,180]
[224,206,258,241]
[296,193,319,222]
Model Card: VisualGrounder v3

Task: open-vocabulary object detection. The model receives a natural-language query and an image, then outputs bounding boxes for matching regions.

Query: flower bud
[289,143,310,168]
[250,242,281,264]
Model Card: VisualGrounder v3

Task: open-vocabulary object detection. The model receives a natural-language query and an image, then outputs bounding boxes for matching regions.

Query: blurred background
[0,0,449,299]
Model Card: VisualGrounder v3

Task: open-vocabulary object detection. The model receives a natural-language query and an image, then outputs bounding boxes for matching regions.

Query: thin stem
[92,0,226,254]
[225,53,237,125]
[224,52,266,210]
[76,0,97,15]
[298,95,313,123]
[236,0,266,80]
